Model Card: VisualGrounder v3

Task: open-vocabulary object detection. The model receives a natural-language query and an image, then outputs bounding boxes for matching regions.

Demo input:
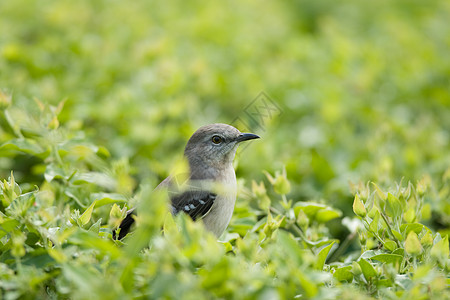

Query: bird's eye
[212,135,222,144]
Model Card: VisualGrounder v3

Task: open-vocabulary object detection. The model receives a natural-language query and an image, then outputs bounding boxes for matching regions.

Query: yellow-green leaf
[405,231,423,256]
[371,254,402,265]
[369,211,380,233]
[333,266,353,282]
[353,194,367,217]
[431,236,449,262]
[314,242,335,270]
[384,239,397,251]
[403,207,415,223]
[79,201,96,226]
[48,248,67,263]
[358,258,377,281]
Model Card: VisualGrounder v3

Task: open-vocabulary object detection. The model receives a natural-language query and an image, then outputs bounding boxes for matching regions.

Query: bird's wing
[170,190,217,221]
[114,175,216,239]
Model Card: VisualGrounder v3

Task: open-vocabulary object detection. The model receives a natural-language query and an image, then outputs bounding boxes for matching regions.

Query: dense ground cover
[1,0,449,298]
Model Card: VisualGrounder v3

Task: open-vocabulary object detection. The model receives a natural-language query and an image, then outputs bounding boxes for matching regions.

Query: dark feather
[113,209,136,240]
[170,190,216,220]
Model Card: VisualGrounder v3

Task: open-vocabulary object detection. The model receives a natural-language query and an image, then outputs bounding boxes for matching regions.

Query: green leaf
[333,266,353,282]
[352,261,362,276]
[386,193,402,219]
[297,272,319,298]
[11,230,26,258]
[400,223,424,235]
[353,194,367,217]
[315,208,342,223]
[420,231,433,248]
[21,249,55,268]
[358,258,377,281]
[25,231,40,246]
[392,229,403,242]
[0,218,20,239]
[293,202,326,217]
[372,183,387,201]
[393,248,404,256]
[7,191,35,217]
[62,263,96,293]
[405,231,423,256]
[88,218,102,234]
[0,172,22,207]
[48,248,67,263]
[110,203,125,219]
[371,254,403,265]
[44,164,66,182]
[412,264,433,280]
[79,201,96,226]
[277,230,303,265]
[91,193,127,207]
[264,168,291,195]
[0,138,47,157]
[302,238,340,248]
[72,172,116,189]
[430,236,449,263]
[360,250,379,259]
[377,279,393,287]
[163,212,178,236]
[296,209,309,228]
[384,239,397,251]
[369,210,380,233]
[96,146,111,158]
[273,174,291,195]
[68,230,121,258]
[395,274,412,289]
[403,207,415,223]
[120,258,138,293]
[293,202,341,223]
[314,242,335,270]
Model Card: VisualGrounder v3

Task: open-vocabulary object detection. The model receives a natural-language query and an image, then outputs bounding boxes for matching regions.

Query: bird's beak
[236,133,260,143]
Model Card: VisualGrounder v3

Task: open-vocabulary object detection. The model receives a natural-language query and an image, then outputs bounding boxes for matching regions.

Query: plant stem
[380,212,401,247]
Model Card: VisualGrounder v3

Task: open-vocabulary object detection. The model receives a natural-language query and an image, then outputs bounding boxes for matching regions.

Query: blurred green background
[1,0,449,222]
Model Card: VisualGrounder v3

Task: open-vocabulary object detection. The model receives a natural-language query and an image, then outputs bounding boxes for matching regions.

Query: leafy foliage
[1,0,449,299]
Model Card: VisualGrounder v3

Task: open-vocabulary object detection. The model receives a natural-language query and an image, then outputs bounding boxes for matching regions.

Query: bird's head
[184,123,259,175]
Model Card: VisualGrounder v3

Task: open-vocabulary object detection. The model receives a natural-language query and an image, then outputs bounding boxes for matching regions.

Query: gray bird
[113,123,260,239]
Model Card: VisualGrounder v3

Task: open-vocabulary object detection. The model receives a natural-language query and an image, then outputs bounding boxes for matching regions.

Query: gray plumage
[113,123,259,239]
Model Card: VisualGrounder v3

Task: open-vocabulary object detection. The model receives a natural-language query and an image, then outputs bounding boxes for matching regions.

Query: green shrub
[1,0,449,298]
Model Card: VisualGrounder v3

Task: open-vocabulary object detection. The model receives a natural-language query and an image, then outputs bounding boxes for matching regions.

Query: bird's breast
[202,167,237,237]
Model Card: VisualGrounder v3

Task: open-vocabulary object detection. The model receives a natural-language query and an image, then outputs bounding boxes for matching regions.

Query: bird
[113,123,260,240]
